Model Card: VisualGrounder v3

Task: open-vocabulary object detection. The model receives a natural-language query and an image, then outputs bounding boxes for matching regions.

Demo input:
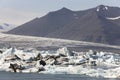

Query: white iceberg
[0,47,120,78]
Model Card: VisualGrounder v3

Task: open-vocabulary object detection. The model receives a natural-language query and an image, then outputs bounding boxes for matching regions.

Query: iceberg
[0,47,120,78]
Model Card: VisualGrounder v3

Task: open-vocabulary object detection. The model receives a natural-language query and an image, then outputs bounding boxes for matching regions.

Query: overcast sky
[0,0,120,25]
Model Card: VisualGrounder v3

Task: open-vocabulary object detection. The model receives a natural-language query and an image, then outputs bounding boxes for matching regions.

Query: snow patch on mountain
[96,6,108,12]
[73,13,79,19]
[105,6,108,10]
[106,16,120,20]
[97,8,99,12]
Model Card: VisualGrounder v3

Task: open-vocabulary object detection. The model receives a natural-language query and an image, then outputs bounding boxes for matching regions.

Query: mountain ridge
[6,5,120,45]
[0,22,16,32]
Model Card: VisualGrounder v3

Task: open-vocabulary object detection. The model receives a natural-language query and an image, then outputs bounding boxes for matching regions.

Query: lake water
[0,71,119,80]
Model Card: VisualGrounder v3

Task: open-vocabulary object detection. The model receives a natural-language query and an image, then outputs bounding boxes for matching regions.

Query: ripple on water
[0,71,119,80]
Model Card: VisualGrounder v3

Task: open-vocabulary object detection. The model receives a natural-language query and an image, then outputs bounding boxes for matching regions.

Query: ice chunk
[57,47,69,56]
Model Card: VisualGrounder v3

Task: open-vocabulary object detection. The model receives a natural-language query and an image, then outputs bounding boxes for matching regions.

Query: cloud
[0,8,45,25]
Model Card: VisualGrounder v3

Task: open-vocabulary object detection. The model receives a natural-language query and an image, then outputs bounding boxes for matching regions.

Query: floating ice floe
[0,47,120,78]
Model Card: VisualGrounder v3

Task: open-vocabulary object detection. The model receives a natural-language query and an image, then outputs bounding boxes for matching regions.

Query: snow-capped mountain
[0,23,16,32]
[6,5,120,45]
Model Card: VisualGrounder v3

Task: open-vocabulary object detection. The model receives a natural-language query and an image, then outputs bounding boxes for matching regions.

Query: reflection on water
[0,71,119,80]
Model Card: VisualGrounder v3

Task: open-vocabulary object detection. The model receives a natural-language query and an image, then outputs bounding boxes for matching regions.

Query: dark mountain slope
[7,5,120,45]
[7,8,88,36]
